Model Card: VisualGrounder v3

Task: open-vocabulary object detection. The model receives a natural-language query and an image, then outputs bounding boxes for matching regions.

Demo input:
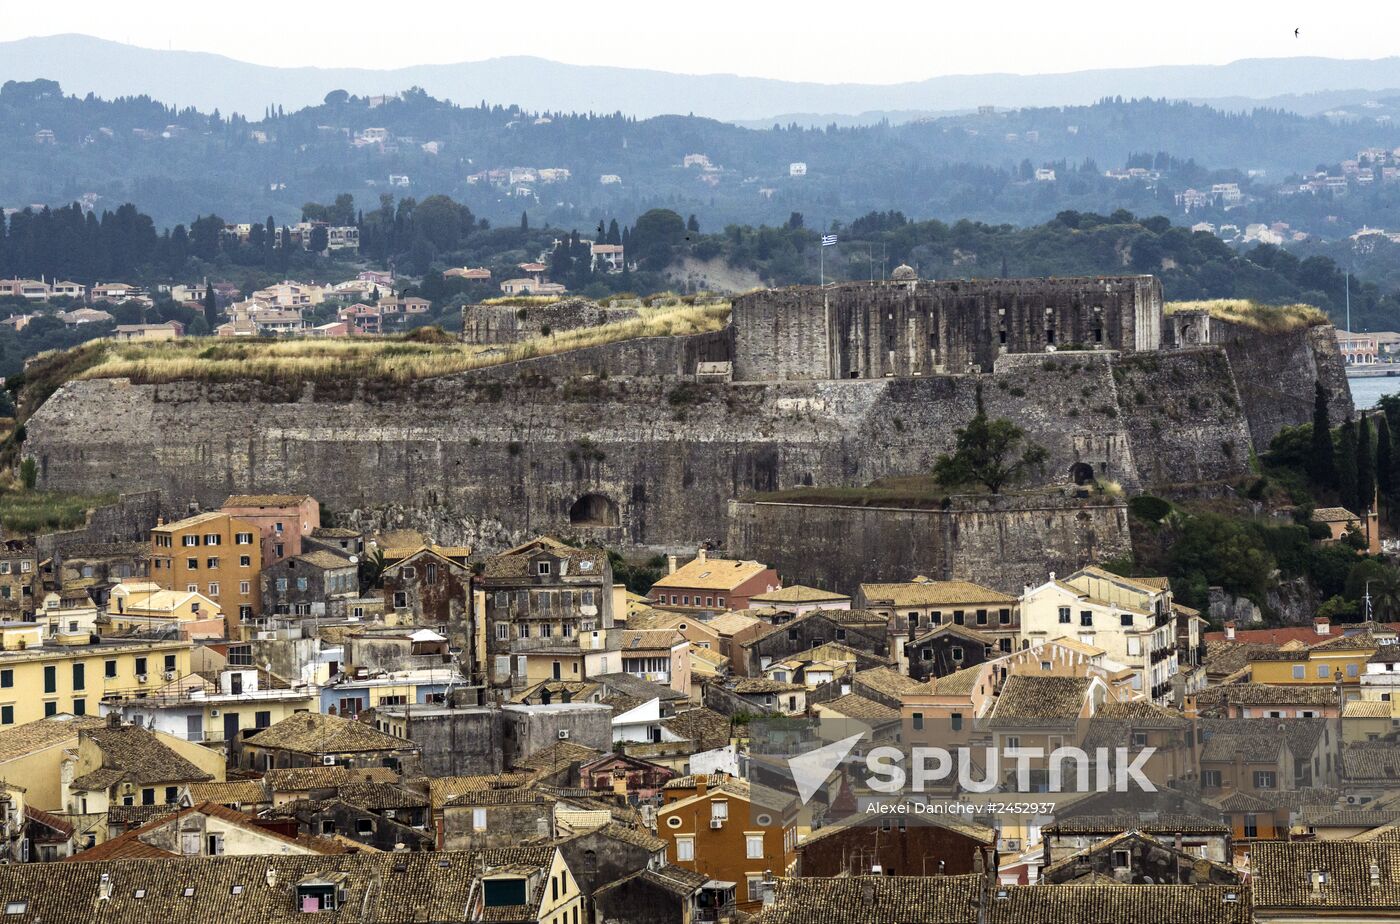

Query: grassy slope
[1164,299,1328,332]
[72,303,730,385]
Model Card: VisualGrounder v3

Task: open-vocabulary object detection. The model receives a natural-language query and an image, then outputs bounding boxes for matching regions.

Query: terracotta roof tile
[244,712,411,756]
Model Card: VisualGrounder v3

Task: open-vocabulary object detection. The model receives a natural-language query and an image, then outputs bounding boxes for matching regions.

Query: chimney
[266,867,277,888]
[1224,621,1236,641]
[107,712,121,728]
[1314,616,1331,636]
[696,548,707,564]
[696,777,707,797]
[667,555,678,575]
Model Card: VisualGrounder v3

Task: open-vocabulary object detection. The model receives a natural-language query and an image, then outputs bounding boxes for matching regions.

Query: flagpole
[820,230,825,288]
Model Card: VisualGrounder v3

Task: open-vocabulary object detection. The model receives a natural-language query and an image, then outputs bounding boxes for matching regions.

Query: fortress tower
[731,273,1163,381]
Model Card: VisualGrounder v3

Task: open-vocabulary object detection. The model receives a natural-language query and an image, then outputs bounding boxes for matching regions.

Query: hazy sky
[4,0,1399,84]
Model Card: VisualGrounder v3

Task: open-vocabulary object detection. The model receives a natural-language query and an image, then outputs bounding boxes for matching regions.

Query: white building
[788,162,807,177]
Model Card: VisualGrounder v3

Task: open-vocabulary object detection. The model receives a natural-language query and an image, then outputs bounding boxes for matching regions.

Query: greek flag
[821,233,838,246]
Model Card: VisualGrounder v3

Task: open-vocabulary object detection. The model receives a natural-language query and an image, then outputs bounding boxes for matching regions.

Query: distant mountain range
[9,34,1400,123]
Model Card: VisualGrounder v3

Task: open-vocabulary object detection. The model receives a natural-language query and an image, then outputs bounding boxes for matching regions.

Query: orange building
[658,775,797,911]
[151,511,262,636]
[649,550,781,616]
[220,494,320,566]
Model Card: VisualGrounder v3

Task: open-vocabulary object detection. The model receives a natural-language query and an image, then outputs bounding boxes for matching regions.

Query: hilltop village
[0,271,1392,924]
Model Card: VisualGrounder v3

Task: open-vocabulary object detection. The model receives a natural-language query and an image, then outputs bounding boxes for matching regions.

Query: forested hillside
[6,78,1400,235]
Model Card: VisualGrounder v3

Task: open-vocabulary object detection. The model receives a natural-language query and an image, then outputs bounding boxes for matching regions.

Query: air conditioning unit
[1003,839,1020,851]
[322,756,337,766]
[710,819,724,829]
[557,730,570,740]
[210,709,220,717]
[136,674,148,684]
[162,670,177,681]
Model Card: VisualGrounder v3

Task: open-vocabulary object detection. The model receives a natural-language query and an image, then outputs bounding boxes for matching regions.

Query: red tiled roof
[1203,622,1400,646]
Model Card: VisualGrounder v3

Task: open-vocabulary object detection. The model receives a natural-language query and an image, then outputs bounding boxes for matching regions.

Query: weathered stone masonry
[22,276,1349,559]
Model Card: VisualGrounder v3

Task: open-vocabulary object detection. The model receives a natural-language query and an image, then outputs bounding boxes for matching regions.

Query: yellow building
[151,510,262,635]
[0,622,192,726]
[1247,625,1395,693]
[62,719,225,822]
[107,581,224,638]
[0,714,105,810]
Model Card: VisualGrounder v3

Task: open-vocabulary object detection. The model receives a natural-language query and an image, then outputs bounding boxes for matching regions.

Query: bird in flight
[1295,27,1300,37]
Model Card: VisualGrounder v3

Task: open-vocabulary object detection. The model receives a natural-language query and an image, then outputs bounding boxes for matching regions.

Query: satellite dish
[349,555,359,564]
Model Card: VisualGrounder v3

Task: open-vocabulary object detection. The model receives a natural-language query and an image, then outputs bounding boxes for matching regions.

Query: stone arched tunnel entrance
[569,493,620,527]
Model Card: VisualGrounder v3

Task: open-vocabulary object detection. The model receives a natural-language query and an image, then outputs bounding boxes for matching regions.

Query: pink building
[219,494,321,566]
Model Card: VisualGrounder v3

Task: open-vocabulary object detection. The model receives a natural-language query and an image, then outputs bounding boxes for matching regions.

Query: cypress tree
[202,283,218,330]
[1339,416,1360,514]
[1377,414,1394,501]
[1310,381,1338,489]
[1358,415,1376,514]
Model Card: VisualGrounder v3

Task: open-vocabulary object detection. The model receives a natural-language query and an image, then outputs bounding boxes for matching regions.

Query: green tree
[1358,414,1376,513]
[686,214,700,233]
[1378,413,1395,500]
[1310,381,1338,489]
[414,195,474,252]
[520,211,529,232]
[19,457,35,490]
[1339,416,1359,513]
[1168,512,1274,604]
[932,391,1048,493]
[358,546,387,595]
[1316,594,1360,622]
[202,283,217,330]
[1369,566,1400,619]
[308,225,329,253]
[631,208,687,270]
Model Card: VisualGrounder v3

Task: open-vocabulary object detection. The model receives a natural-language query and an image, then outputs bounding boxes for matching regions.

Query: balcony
[695,899,737,924]
[510,636,584,655]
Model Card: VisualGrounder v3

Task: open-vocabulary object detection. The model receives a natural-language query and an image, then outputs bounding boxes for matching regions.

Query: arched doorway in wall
[1070,462,1095,486]
[568,493,620,527]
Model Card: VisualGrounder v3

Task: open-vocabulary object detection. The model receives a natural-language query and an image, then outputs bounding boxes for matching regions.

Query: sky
[3,0,1399,84]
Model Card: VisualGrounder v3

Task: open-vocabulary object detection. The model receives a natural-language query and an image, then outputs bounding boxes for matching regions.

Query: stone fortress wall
[23,273,1350,562]
[462,297,641,345]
